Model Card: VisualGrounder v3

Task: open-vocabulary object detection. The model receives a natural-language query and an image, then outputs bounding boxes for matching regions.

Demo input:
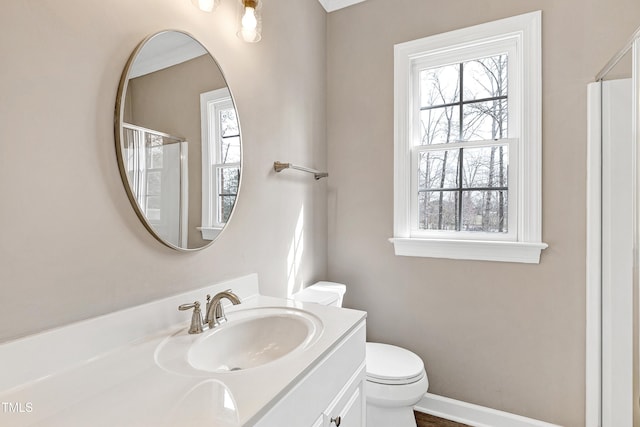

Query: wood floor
[415,411,470,427]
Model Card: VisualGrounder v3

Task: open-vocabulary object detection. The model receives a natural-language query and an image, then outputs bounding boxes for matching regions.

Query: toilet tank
[292,281,346,307]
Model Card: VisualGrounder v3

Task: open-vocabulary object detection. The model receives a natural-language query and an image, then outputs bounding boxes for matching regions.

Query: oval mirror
[115,31,241,251]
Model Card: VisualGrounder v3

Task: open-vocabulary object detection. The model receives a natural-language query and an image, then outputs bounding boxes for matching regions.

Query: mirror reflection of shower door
[123,124,188,248]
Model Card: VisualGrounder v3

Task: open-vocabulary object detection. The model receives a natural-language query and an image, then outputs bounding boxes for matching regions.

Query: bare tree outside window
[417,54,509,233]
[217,107,240,224]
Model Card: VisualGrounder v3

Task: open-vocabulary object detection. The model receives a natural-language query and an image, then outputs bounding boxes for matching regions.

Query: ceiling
[130,1,371,77]
[317,0,368,12]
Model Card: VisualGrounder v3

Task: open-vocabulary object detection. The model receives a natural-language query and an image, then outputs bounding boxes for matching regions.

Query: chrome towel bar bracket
[273,161,328,180]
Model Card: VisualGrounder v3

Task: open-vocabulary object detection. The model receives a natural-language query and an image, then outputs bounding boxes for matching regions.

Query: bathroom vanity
[0,275,366,426]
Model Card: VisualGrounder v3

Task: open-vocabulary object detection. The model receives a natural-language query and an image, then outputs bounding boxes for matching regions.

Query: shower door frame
[586,36,640,427]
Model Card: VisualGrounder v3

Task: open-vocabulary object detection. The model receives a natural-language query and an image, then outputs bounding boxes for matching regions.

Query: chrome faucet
[178,289,241,334]
[205,290,241,328]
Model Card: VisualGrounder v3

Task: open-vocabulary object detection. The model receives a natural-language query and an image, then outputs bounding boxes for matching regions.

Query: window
[392,11,546,263]
[200,88,241,241]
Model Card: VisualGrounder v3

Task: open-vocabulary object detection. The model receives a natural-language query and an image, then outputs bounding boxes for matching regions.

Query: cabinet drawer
[254,320,366,427]
[323,363,365,427]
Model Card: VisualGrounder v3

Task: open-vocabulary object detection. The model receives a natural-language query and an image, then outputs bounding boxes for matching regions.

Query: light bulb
[192,0,216,12]
[236,0,261,43]
[239,5,260,42]
[242,7,257,31]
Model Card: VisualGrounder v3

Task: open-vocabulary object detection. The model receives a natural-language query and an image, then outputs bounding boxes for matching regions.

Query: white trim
[634,39,640,427]
[390,238,546,263]
[316,0,367,13]
[392,11,545,263]
[179,141,189,248]
[197,226,222,241]
[129,31,207,79]
[585,82,602,427]
[415,393,561,427]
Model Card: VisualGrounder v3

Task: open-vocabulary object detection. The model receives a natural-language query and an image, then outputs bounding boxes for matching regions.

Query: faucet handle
[178,302,199,311]
[178,301,204,334]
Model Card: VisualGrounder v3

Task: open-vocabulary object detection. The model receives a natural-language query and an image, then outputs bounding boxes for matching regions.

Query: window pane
[461,190,508,232]
[215,166,239,224]
[419,105,460,145]
[418,149,459,189]
[146,170,162,196]
[146,195,161,210]
[148,146,163,169]
[220,136,241,164]
[220,108,239,138]
[146,209,161,221]
[463,54,508,101]
[146,196,161,221]
[418,191,458,230]
[462,146,508,188]
[218,195,236,223]
[420,64,459,107]
[218,167,240,195]
[462,99,508,141]
[147,134,163,147]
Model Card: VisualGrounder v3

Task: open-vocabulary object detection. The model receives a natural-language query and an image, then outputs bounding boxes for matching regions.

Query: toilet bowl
[365,342,428,427]
[293,282,429,427]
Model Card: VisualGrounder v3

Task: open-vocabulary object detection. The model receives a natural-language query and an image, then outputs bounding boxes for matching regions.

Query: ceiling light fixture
[237,0,262,43]
[190,0,262,43]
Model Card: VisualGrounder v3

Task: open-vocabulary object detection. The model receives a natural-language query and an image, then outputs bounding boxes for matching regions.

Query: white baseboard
[415,393,563,427]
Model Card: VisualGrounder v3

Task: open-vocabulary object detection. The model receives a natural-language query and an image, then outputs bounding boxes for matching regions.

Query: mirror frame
[114,30,243,252]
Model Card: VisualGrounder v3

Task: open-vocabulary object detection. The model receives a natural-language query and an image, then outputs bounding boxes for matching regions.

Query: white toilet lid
[366,342,425,385]
[292,288,339,306]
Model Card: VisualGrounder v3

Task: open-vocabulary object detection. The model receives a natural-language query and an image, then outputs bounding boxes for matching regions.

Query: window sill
[389,237,548,264]
[198,227,222,241]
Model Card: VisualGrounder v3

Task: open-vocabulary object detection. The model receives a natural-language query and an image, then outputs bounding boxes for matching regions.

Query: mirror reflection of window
[200,89,240,240]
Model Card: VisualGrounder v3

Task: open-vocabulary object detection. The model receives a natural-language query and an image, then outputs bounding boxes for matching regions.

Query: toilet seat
[366,343,425,385]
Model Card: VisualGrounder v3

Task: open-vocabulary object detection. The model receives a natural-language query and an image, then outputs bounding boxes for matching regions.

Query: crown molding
[317,0,368,13]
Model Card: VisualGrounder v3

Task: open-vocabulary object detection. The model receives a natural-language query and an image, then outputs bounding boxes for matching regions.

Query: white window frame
[391,11,547,263]
[200,88,238,241]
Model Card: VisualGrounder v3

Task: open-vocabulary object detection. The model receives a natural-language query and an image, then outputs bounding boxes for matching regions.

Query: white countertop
[0,275,366,427]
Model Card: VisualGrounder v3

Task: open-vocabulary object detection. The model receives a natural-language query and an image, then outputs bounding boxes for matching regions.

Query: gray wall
[0,0,327,341]
[326,1,640,426]
[3,0,640,424]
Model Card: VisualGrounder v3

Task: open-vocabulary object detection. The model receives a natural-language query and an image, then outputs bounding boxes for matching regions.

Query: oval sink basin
[187,307,322,373]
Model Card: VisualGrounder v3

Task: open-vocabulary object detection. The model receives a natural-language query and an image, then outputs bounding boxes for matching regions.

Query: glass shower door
[589,32,640,427]
[123,124,188,248]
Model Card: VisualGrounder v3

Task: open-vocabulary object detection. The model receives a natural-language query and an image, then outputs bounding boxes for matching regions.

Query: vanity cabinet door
[323,367,365,427]
[254,321,367,427]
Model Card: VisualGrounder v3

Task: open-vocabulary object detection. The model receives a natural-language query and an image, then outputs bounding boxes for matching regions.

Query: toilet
[293,282,429,427]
